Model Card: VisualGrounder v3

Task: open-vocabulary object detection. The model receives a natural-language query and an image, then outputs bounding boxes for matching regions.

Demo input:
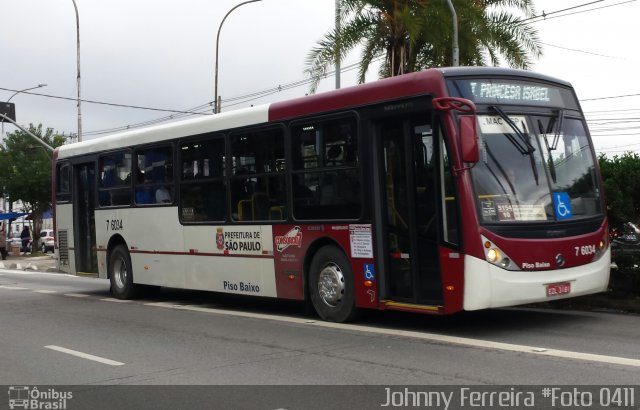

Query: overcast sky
[1,0,638,155]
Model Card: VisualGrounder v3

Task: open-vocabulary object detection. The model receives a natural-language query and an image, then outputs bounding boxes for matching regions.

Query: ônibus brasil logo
[275,226,302,252]
[8,386,73,409]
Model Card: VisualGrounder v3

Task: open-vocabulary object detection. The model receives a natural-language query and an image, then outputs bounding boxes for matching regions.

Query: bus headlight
[486,248,500,263]
[482,236,520,271]
[592,232,609,262]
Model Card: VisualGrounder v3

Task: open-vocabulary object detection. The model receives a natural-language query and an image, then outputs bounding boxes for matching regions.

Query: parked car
[611,222,640,267]
[37,229,55,253]
[7,231,32,253]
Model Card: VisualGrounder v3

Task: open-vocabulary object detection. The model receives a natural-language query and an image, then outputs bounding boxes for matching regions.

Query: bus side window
[98,151,132,207]
[56,163,71,202]
[179,136,227,222]
[134,146,173,206]
[230,127,286,222]
[291,116,361,220]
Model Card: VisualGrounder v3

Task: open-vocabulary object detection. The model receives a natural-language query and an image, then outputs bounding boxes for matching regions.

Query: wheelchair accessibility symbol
[363,264,375,281]
[553,192,572,220]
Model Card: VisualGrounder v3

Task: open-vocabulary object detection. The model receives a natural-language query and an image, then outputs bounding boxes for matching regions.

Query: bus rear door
[73,162,98,275]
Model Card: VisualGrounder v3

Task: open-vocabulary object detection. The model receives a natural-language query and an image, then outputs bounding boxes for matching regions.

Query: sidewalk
[0,253,61,273]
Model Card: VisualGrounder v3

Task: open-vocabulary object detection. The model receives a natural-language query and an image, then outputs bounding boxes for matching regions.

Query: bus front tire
[109,245,138,299]
[309,246,357,323]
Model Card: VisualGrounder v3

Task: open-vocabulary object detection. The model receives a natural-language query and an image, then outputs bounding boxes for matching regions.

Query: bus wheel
[309,246,357,322]
[109,244,138,299]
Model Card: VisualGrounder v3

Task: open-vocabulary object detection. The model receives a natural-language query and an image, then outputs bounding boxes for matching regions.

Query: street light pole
[71,0,82,142]
[2,84,47,138]
[213,0,263,114]
[1,82,48,235]
[7,84,47,103]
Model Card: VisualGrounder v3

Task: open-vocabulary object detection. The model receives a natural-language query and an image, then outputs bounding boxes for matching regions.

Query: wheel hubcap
[317,263,345,307]
[113,257,128,289]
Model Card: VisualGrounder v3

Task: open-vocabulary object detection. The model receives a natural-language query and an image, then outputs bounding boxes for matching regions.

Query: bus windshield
[472,113,601,224]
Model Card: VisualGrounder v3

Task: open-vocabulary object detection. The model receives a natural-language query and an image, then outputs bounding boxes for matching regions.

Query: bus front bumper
[463,249,611,311]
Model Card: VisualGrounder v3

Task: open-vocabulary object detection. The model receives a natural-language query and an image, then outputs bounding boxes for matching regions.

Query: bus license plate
[546,282,571,297]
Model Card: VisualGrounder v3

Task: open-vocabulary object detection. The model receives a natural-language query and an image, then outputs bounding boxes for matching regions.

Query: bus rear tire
[309,246,357,323]
[109,244,138,299]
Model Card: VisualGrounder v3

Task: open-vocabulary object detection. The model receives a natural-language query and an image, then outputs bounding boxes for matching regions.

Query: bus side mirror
[460,116,479,163]
[432,97,478,163]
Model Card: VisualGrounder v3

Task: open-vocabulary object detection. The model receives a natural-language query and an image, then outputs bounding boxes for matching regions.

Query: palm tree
[306,0,543,93]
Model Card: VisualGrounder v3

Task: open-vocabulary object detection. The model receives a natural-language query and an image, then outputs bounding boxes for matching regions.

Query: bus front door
[379,119,443,305]
[74,162,98,275]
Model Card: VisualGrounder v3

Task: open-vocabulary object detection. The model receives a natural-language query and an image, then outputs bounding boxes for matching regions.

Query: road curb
[0,261,37,271]
[0,260,60,272]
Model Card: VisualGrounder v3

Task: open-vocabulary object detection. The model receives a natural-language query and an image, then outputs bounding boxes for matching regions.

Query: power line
[582,93,640,102]
[87,57,378,136]
[540,42,620,59]
[0,87,212,117]
[524,0,636,24]
[3,1,637,137]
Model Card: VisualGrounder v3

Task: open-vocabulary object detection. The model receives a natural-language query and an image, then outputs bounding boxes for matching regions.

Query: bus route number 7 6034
[575,244,596,256]
[106,219,123,231]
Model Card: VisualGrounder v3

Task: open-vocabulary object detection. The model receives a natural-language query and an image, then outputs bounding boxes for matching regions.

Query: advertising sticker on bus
[275,226,302,252]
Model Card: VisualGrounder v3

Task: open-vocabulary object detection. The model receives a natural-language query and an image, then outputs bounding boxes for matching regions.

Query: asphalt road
[0,267,638,409]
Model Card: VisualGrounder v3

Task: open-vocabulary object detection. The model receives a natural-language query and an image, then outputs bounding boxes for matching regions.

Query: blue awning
[0,212,28,220]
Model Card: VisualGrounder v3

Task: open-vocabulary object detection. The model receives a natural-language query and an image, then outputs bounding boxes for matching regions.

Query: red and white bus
[53,67,610,322]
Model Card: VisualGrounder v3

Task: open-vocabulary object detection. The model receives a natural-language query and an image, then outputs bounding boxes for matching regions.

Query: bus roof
[56,66,572,160]
[57,104,270,159]
[437,66,572,87]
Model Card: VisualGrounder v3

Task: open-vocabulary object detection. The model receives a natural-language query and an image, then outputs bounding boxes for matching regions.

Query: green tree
[0,124,66,245]
[306,0,542,92]
[598,152,640,229]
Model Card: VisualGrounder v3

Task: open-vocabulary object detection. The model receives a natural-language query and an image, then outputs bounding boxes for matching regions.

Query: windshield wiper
[538,109,564,184]
[538,118,557,183]
[490,106,536,155]
[550,109,564,151]
[490,106,539,185]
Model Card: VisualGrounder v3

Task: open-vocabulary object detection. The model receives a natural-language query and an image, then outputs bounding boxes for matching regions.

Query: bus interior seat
[237,193,270,221]
[135,188,153,205]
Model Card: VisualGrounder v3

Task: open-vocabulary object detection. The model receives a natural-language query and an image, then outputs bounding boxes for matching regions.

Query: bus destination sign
[470,82,550,103]
[447,78,576,108]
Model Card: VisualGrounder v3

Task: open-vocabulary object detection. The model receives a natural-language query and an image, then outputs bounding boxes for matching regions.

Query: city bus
[53,67,610,322]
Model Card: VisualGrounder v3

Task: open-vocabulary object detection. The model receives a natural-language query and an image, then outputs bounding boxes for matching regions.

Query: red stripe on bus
[95,248,274,259]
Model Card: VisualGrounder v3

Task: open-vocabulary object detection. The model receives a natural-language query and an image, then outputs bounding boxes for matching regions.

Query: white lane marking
[63,293,91,298]
[100,298,131,303]
[0,285,29,290]
[146,303,640,368]
[44,345,124,366]
[144,302,185,308]
[33,290,57,294]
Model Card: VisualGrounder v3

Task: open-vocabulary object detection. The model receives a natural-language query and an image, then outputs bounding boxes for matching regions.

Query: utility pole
[72,0,82,141]
[335,0,341,89]
[446,0,459,66]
